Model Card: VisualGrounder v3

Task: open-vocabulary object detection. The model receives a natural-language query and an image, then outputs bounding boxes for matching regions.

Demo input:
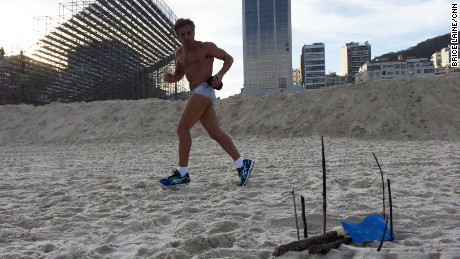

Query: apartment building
[292,68,301,85]
[340,42,371,83]
[355,57,435,82]
[301,43,325,89]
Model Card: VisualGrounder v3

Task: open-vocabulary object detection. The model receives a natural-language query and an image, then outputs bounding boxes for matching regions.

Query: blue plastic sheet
[340,214,391,243]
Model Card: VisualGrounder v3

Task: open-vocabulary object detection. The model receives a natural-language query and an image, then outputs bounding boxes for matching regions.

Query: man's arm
[207,42,233,82]
[163,50,186,83]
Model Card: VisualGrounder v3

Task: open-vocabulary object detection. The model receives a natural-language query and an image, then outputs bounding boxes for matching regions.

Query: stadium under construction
[0,0,189,105]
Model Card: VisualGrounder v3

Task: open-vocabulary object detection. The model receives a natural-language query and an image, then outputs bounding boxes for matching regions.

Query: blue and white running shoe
[237,159,254,186]
[160,170,190,187]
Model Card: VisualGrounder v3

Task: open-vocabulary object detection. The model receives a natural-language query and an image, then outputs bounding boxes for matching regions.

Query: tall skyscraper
[242,0,293,95]
[340,42,371,83]
[301,43,326,89]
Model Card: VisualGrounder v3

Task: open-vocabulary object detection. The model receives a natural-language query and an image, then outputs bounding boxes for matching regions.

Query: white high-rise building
[301,43,325,89]
[440,45,452,67]
[431,51,442,68]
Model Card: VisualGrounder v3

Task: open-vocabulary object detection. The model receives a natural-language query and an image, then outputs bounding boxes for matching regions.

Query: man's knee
[207,128,223,141]
[177,124,190,136]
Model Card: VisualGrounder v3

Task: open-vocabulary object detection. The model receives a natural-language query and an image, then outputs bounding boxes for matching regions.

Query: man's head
[174,18,195,37]
[174,18,196,47]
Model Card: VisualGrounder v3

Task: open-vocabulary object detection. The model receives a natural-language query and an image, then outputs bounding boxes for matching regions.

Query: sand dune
[219,73,459,140]
[0,73,459,258]
[0,73,459,144]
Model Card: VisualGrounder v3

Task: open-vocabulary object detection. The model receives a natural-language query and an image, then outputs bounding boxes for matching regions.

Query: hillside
[374,33,451,61]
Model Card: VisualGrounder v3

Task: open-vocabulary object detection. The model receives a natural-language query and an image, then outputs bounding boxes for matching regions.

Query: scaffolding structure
[0,0,189,105]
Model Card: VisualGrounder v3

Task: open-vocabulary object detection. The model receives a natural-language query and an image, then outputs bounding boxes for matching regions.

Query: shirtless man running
[159,18,254,187]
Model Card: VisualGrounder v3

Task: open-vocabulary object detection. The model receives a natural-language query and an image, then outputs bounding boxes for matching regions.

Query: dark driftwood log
[272,231,339,256]
[309,237,353,254]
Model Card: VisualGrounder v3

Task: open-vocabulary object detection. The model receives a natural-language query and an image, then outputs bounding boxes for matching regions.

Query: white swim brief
[192,82,217,103]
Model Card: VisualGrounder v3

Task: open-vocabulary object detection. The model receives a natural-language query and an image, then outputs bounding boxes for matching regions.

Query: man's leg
[200,105,254,186]
[177,94,212,167]
[200,105,240,160]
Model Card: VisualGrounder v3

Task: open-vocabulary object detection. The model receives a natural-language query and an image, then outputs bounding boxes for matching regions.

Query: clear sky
[0,0,451,98]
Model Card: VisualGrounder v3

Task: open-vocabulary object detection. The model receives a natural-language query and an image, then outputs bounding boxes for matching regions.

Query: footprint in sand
[207,220,239,235]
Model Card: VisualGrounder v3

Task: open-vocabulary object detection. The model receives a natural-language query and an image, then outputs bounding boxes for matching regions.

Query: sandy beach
[0,73,459,258]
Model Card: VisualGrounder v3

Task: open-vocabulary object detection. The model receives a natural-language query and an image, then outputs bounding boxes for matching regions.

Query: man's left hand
[211,75,223,90]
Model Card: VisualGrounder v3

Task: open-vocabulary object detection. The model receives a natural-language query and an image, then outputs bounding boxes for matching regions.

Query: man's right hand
[163,72,175,83]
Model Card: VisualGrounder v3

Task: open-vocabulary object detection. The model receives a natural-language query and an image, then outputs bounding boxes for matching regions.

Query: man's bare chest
[178,50,207,68]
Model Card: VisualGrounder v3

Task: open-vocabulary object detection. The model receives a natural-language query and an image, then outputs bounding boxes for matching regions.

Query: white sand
[0,73,459,258]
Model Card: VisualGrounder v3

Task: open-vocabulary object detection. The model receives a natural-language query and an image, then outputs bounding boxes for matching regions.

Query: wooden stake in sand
[291,189,300,241]
[377,216,389,251]
[387,179,394,241]
[373,153,386,218]
[301,195,308,238]
[321,136,327,234]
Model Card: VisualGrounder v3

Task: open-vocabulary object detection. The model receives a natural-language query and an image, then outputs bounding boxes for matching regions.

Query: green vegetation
[374,33,451,61]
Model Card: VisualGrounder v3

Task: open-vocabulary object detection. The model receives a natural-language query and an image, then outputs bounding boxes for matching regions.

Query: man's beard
[183,40,193,47]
